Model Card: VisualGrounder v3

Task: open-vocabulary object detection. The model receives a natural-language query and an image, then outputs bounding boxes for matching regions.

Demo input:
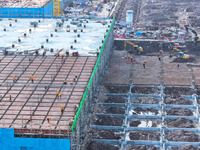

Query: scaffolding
[70,17,115,150]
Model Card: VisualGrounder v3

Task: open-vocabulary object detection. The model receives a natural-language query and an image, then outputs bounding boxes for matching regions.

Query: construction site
[1,0,200,150]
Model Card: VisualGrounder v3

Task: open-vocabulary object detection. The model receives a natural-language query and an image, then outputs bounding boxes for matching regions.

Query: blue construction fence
[0,128,70,150]
[0,0,65,18]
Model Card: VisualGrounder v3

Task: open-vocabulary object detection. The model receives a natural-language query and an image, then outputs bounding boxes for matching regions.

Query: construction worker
[13,76,15,83]
[177,64,179,70]
[61,105,64,114]
[58,53,60,57]
[9,93,11,101]
[70,82,73,85]
[125,56,127,59]
[57,90,59,96]
[73,77,76,82]
[63,81,67,84]
[73,104,78,111]
[31,75,34,83]
[43,50,46,56]
[69,120,73,126]
[58,93,61,99]
[28,117,32,123]
[75,74,78,78]
[47,117,50,122]
[130,57,133,61]
[61,54,64,59]
[144,60,147,64]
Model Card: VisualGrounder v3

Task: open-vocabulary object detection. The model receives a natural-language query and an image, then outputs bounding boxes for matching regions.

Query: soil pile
[133,107,159,115]
[168,130,199,142]
[165,96,192,105]
[83,141,119,150]
[133,97,159,104]
[105,96,127,103]
[91,115,123,126]
[130,131,160,141]
[171,145,200,150]
[130,119,160,127]
[166,108,193,116]
[164,87,194,95]
[94,104,125,114]
[166,118,197,128]
[127,145,160,150]
[105,85,129,93]
[87,129,121,139]
[131,87,157,94]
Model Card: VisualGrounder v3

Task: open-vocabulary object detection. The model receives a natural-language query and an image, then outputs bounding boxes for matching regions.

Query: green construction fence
[71,17,115,132]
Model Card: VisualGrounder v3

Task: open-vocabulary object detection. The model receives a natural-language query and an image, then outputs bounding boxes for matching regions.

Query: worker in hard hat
[31,75,34,83]
[28,116,32,123]
[70,82,73,85]
[13,76,15,83]
[47,117,51,123]
[63,81,67,84]
[61,54,64,59]
[61,105,64,114]
[57,90,59,96]
[69,120,73,126]
[73,77,76,82]
[75,74,78,78]
[58,93,61,99]
[125,56,127,59]
[73,104,78,111]
[9,93,12,101]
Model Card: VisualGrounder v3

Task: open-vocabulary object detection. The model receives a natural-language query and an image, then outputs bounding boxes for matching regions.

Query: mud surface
[166,108,193,116]
[126,145,160,150]
[129,131,160,141]
[166,118,197,128]
[130,119,160,127]
[82,141,119,150]
[105,85,129,93]
[133,107,159,115]
[104,96,127,103]
[165,96,192,105]
[91,115,123,126]
[87,128,120,140]
[131,86,157,94]
[133,97,159,104]
[171,145,200,150]
[94,104,125,114]
[168,130,199,142]
[164,87,194,96]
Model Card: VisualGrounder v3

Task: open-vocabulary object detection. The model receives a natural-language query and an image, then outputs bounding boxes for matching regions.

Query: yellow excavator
[124,41,143,54]
[172,47,189,59]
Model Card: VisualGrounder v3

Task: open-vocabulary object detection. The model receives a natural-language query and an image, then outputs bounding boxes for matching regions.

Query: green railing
[71,17,115,133]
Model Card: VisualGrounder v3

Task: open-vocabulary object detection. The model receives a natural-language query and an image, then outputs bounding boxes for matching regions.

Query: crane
[124,41,143,54]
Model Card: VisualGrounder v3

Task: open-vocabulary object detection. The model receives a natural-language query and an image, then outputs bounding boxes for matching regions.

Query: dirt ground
[94,104,125,114]
[126,145,160,150]
[170,145,200,150]
[166,107,193,116]
[91,115,123,126]
[165,96,193,105]
[87,128,121,139]
[130,119,160,127]
[82,140,119,150]
[129,131,160,141]
[132,97,159,104]
[168,130,199,142]
[166,118,197,128]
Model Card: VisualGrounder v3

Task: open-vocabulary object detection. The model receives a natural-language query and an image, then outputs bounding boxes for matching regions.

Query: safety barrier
[70,17,115,149]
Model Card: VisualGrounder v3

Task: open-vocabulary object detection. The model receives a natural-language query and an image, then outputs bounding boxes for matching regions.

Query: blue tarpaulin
[0,128,70,150]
